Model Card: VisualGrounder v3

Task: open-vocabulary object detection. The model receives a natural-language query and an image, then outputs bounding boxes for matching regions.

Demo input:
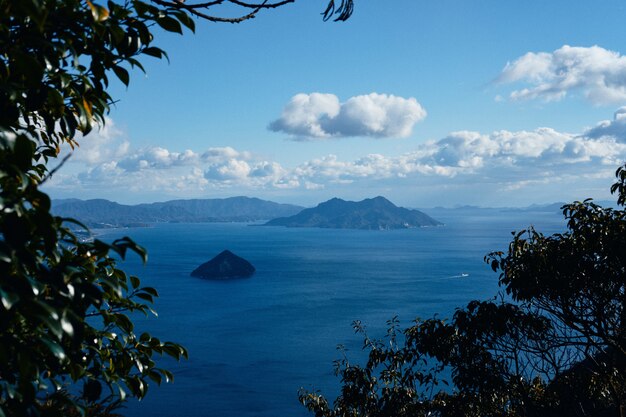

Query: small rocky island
[264,196,442,230]
[191,250,255,279]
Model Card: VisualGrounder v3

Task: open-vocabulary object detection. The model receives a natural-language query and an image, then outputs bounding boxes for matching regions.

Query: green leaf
[160,369,174,383]
[0,289,19,310]
[70,363,85,381]
[172,10,195,32]
[148,370,162,385]
[117,384,127,401]
[157,16,182,34]
[41,338,66,361]
[142,47,164,59]
[130,275,140,289]
[127,57,146,73]
[112,313,134,333]
[141,287,158,297]
[135,292,153,303]
[112,65,130,87]
[87,1,110,22]
[61,316,74,337]
[13,134,35,171]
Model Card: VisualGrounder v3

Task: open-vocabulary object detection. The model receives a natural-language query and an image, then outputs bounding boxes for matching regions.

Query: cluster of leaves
[0,164,188,415]
[0,2,195,415]
[299,317,447,417]
[1,1,353,415]
[301,168,626,417]
[0,0,196,158]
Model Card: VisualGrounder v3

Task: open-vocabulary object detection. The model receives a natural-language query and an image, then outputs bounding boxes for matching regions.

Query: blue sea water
[96,209,566,417]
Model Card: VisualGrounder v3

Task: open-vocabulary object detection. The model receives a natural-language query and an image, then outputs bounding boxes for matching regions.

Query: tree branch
[148,0,353,23]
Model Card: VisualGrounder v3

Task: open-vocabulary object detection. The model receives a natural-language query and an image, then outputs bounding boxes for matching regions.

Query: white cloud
[46,111,626,204]
[288,127,626,186]
[497,45,626,104]
[201,147,248,162]
[117,147,199,171]
[584,107,626,141]
[204,158,251,180]
[268,93,340,138]
[250,161,286,178]
[269,93,427,139]
[65,117,130,164]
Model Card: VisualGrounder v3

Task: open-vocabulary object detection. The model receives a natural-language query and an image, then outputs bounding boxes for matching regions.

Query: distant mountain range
[52,197,304,228]
[52,195,590,230]
[264,196,442,230]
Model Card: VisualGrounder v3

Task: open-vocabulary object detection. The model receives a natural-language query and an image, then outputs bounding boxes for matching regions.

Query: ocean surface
[96,209,567,417]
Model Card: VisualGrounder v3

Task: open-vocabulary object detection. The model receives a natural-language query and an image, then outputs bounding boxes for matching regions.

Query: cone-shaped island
[191,250,255,279]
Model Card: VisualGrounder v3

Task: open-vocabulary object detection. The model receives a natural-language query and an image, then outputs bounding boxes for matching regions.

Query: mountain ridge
[52,197,305,228]
[264,196,442,230]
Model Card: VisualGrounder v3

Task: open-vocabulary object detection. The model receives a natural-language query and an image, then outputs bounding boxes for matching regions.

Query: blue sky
[45,0,626,207]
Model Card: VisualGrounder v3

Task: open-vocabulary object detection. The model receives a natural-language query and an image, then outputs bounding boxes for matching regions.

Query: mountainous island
[191,250,255,279]
[52,197,304,228]
[264,196,442,230]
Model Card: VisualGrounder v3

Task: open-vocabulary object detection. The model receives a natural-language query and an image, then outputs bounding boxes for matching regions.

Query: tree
[0,0,353,415]
[300,167,626,417]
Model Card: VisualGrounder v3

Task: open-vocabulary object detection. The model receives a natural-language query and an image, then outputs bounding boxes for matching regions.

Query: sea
[95,208,567,417]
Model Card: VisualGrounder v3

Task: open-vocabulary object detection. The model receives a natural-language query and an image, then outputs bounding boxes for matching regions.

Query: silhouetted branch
[149,0,354,23]
[322,0,354,21]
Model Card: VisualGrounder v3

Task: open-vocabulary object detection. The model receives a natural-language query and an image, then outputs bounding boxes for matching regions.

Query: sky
[43,0,626,207]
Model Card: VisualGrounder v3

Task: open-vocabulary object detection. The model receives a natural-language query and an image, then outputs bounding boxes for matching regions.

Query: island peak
[264,197,442,230]
[191,250,255,279]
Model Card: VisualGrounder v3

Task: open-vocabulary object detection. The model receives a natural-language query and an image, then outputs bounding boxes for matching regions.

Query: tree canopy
[300,169,626,417]
[0,0,353,415]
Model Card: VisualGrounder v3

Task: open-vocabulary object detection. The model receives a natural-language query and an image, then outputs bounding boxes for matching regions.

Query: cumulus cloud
[584,107,626,141]
[204,158,251,180]
[250,161,286,178]
[200,147,293,187]
[47,111,626,203]
[117,147,198,171]
[268,93,340,138]
[497,45,626,104]
[65,117,130,164]
[269,93,427,139]
[52,124,626,196]
[290,128,625,186]
[201,146,249,162]
[76,144,290,189]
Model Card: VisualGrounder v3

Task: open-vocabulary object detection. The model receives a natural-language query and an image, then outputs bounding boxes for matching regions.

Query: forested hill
[265,196,442,230]
[52,197,304,228]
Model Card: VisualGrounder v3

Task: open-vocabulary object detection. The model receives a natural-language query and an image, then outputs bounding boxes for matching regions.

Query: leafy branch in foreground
[301,166,626,417]
[0,171,188,415]
[1,0,354,415]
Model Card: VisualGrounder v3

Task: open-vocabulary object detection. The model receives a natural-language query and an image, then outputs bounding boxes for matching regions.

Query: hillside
[52,197,304,228]
[264,196,442,230]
